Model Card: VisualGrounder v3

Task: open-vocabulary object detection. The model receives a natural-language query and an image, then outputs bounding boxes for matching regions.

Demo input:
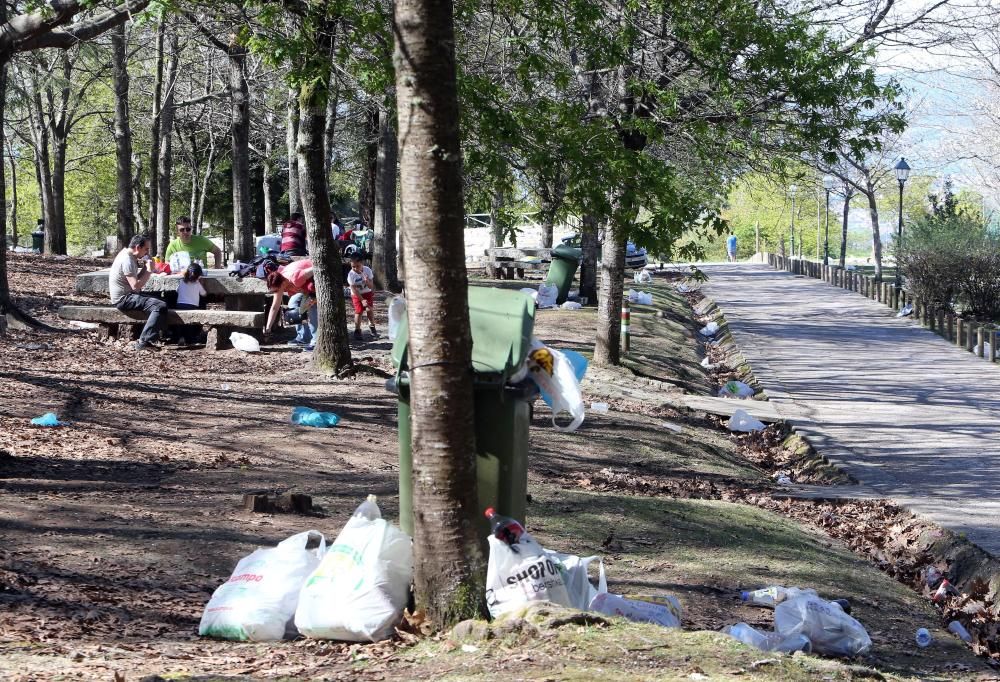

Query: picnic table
[485,247,552,279]
[75,269,268,311]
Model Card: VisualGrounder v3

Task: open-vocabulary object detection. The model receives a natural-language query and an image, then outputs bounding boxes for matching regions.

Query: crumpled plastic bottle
[724,622,812,653]
[291,407,340,428]
[741,586,817,607]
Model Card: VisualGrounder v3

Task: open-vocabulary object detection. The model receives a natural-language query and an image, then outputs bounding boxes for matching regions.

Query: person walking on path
[726,234,738,262]
[164,217,223,269]
[347,254,378,341]
[109,234,167,352]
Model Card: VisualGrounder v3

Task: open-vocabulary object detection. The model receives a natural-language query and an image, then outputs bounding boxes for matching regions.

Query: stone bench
[58,305,264,351]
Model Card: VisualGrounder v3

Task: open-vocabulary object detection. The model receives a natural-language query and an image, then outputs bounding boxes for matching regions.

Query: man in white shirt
[108,234,167,351]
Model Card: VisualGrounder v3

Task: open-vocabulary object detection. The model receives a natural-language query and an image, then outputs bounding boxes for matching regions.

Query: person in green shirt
[164,216,223,268]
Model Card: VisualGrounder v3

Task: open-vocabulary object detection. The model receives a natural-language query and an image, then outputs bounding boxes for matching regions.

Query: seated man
[109,234,167,351]
[164,216,223,269]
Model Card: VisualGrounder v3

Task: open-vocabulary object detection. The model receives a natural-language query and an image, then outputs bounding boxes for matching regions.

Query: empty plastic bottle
[740,586,817,608]
[484,507,524,545]
[291,406,340,428]
[948,621,971,643]
[724,623,812,653]
[915,628,932,648]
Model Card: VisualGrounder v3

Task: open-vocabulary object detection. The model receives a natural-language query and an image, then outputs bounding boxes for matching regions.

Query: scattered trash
[16,342,52,350]
[676,282,700,293]
[718,380,754,399]
[291,407,341,428]
[590,592,680,628]
[633,270,652,284]
[774,594,872,657]
[295,496,413,641]
[526,339,587,432]
[727,409,765,432]
[627,289,653,305]
[461,644,479,653]
[775,475,792,485]
[485,528,572,618]
[66,320,99,329]
[700,356,719,369]
[932,579,959,603]
[924,566,943,588]
[221,383,231,391]
[661,422,684,433]
[388,296,407,342]
[230,332,261,353]
[723,623,811,653]
[948,620,972,643]
[199,530,326,641]
[591,402,609,413]
[897,303,914,318]
[536,283,559,308]
[740,586,816,608]
[519,287,538,302]
[915,627,932,648]
[30,412,65,427]
[699,321,720,337]
[561,301,583,310]
[486,507,525,545]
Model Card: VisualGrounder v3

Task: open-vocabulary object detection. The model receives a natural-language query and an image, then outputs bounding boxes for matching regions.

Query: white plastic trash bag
[485,531,573,618]
[199,530,326,641]
[627,289,653,305]
[590,593,681,628]
[897,303,914,318]
[699,321,720,337]
[719,380,754,399]
[388,296,407,342]
[519,287,539,303]
[526,340,586,432]
[727,409,765,432]
[295,496,413,642]
[547,551,606,610]
[561,301,582,310]
[774,595,872,657]
[537,283,559,308]
[231,332,261,353]
[633,270,652,284]
[724,623,811,653]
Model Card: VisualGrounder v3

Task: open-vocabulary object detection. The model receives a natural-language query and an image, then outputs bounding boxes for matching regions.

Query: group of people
[108,216,380,352]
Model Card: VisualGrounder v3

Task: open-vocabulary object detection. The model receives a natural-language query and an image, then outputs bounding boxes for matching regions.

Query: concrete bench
[58,305,264,351]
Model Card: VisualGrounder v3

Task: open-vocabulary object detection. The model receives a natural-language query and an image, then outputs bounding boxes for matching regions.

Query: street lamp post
[822,175,834,266]
[789,184,798,259]
[894,158,911,289]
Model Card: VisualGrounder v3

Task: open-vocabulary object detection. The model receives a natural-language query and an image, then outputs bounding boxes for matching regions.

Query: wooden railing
[766,253,999,363]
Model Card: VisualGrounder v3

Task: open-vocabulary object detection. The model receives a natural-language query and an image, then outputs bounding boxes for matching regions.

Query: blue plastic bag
[31,412,65,427]
[291,407,340,428]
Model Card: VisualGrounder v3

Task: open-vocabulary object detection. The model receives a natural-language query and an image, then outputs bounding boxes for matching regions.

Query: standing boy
[346,254,378,341]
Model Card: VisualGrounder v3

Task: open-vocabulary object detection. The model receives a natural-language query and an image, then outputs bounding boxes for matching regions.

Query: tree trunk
[263,115,275,234]
[28,76,54,246]
[45,51,70,255]
[864,179,883,281]
[487,187,505,277]
[322,39,339,180]
[538,174,566,249]
[7,138,17,247]
[286,88,300,215]
[229,45,252,262]
[297,79,353,376]
[840,187,853,268]
[132,154,146,234]
[148,21,165,231]
[593,204,628,366]
[393,0,483,626]
[373,105,400,292]
[358,103,378,226]
[579,214,599,303]
[154,29,179,257]
[0,58,10,307]
[111,22,135,251]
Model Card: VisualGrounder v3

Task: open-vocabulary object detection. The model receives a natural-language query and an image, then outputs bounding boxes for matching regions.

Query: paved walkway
[701,263,1000,556]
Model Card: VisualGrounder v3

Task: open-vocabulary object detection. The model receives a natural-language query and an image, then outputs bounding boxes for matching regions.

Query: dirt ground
[0,254,993,681]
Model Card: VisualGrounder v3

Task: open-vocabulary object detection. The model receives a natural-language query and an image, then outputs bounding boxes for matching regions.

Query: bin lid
[551,244,582,261]
[391,286,535,380]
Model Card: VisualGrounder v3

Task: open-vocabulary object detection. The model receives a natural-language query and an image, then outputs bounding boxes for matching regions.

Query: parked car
[560,234,648,270]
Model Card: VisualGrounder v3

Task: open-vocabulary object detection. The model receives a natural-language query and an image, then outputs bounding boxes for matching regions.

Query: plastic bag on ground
[727,408,765,432]
[627,289,653,305]
[724,623,811,653]
[231,332,261,353]
[199,530,326,641]
[741,586,817,608]
[561,301,582,310]
[485,530,573,618]
[897,303,914,318]
[700,356,718,369]
[295,496,413,642]
[536,283,559,308]
[547,551,606,610]
[633,270,652,284]
[774,595,872,657]
[700,321,720,337]
[31,412,65,427]
[387,296,407,342]
[291,407,340,428]
[590,592,681,628]
[526,339,586,432]
[719,380,754,399]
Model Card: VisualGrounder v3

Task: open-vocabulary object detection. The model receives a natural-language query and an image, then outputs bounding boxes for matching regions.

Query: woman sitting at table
[265,258,316,346]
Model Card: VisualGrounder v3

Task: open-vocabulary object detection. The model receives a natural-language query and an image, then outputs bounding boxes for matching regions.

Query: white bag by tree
[295,496,413,642]
[199,530,326,641]
[526,340,585,432]
[547,551,606,610]
[485,531,573,618]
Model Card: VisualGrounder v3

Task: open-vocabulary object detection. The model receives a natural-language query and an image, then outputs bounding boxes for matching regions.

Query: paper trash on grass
[590,592,681,628]
[727,409,765,432]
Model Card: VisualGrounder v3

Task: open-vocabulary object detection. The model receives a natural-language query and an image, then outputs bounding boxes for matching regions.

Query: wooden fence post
[956,319,964,347]
[947,314,954,343]
[991,330,997,363]
[967,322,977,353]
[978,326,986,358]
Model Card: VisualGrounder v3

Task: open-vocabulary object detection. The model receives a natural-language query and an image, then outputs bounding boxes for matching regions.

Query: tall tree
[111,22,135,251]
[372,103,399,291]
[154,26,180,256]
[393,0,483,625]
[286,87,300,214]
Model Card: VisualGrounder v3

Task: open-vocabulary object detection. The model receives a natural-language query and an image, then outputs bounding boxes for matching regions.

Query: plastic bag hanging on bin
[387,296,407,342]
[526,339,587,432]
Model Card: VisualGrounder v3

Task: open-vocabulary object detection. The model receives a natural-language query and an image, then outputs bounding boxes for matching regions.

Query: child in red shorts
[347,254,378,340]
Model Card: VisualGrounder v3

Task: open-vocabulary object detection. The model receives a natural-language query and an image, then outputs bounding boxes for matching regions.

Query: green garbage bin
[31,230,44,254]
[391,286,536,539]
[545,243,581,304]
